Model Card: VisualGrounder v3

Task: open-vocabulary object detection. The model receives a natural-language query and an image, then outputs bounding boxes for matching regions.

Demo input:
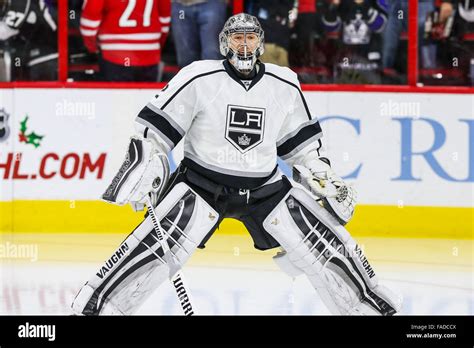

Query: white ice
[0,233,472,315]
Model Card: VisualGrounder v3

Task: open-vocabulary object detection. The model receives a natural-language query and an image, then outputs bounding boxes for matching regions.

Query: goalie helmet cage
[0,0,472,93]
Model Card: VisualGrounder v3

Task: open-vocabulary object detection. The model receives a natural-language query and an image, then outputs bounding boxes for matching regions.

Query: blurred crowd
[0,0,472,85]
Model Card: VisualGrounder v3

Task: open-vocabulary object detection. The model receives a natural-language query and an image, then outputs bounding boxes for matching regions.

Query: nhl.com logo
[0,108,10,143]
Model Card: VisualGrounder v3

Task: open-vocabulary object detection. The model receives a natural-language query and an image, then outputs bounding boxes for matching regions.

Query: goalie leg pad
[263,187,402,315]
[72,182,220,315]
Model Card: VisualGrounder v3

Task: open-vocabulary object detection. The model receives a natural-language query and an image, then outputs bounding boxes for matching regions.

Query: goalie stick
[143,192,197,316]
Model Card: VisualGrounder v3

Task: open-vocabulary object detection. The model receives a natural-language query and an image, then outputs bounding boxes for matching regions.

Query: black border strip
[2,316,472,345]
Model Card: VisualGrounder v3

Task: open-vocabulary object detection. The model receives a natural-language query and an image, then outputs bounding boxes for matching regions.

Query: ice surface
[0,233,472,315]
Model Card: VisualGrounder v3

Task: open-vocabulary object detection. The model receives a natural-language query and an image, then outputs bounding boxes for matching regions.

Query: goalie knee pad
[264,187,402,316]
[72,182,219,315]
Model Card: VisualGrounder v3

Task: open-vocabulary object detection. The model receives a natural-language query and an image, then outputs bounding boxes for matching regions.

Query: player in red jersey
[80,0,171,81]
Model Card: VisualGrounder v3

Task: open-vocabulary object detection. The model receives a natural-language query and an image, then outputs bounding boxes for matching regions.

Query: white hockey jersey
[135,59,323,189]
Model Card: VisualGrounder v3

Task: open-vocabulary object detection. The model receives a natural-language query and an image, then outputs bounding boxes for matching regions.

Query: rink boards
[0,88,472,238]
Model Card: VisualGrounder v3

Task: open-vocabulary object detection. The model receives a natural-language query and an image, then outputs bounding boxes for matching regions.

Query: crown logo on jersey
[238,134,251,146]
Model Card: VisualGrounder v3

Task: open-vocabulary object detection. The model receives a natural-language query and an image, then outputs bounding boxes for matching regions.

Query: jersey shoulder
[158,60,225,102]
[263,63,300,88]
[179,59,226,78]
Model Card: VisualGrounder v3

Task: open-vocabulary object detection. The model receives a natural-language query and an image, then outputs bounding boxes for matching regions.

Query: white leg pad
[71,182,219,315]
[263,187,402,315]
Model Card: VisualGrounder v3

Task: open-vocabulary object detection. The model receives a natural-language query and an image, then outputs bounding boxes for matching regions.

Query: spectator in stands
[322,0,388,83]
[293,0,319,67]
[418,0,437,69]
[0,0,58,81]
[251,0,298,67]
[382,0,437,76]
[436,0,474,85]
[80,0,171,82]
[171,0,227,68]
[381,0,408,74]
[67,0,99,81]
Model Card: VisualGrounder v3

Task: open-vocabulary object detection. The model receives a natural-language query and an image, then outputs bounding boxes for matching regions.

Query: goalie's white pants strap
[72,183,219,315]
[263,188,402,316]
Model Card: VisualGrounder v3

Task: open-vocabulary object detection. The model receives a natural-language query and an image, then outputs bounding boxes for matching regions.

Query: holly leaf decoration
[20,116,28,134]
[27,132,44,148]
[18,115,44,148]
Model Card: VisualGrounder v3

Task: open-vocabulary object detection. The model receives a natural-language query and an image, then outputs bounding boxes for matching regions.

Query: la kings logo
[0,108,10,142]
[225,105,265,154]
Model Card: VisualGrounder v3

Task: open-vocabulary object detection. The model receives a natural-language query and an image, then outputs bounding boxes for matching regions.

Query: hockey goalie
[72,13,402,316]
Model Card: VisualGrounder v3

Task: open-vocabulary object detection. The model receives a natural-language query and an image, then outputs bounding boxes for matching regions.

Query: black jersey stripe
[182,157,278,190]
[136,106,183,147]
[264,72,312,120]
[160,69,226,110]
[277,122,322,158]
[147,102,185,136]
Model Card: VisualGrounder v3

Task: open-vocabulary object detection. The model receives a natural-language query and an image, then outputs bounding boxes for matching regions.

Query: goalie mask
[219,13,265,74]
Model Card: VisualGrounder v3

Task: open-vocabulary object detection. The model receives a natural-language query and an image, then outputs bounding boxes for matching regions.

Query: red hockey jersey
[298,0,316,13]
[80,0,171,66]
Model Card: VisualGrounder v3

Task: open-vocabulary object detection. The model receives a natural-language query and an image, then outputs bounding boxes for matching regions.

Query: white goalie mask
[219,13,265,74]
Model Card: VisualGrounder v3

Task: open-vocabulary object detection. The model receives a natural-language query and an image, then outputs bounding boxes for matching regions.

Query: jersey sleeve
[368,0,388,33]
[135,63,200,153]
[276,76,324,167]
[80,0,104,53]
